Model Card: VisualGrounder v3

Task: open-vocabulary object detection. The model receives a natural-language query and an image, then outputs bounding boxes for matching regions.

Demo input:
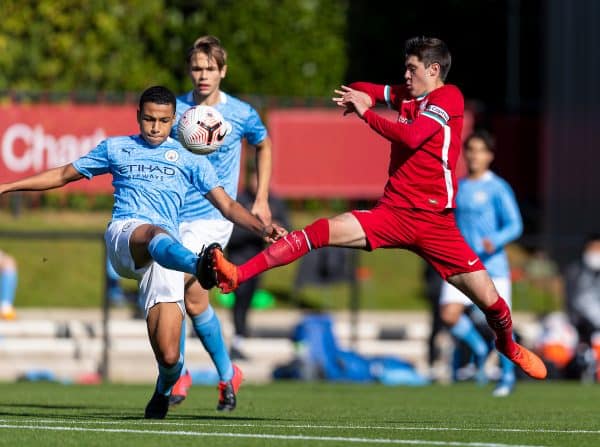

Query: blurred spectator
[0,250,18,320]
[534,312,580,379]
[564,233,600,381]
[226,170,290,360]
[564,233,600,345]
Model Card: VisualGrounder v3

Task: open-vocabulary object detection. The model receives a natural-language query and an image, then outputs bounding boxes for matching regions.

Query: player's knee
[304,218,330,249]
[184,285,209,316]
[159,348,181,367]
[440,304,461,326]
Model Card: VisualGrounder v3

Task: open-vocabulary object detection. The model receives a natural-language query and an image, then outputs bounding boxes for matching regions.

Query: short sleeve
[188,154,221,196]
[243,106,268,146]
[72,140,110,179]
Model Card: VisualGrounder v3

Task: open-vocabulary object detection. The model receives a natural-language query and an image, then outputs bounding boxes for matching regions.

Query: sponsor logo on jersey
[118,164,176,181]
[118,165,175,175]
[473,191,488,204]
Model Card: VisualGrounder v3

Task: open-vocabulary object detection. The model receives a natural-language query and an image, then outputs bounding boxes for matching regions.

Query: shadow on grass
[0,406,289,423]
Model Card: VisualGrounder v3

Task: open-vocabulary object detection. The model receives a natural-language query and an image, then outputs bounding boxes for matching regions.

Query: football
[177,105,231,155]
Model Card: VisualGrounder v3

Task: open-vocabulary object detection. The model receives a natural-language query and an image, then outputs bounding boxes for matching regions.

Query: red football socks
[483,297,518,357]
[238,218,330,283]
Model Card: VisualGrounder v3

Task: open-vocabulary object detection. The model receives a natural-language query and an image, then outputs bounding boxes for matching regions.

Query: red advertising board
[0,103,138,193]
[268,108,394,199]
[0,103,472,199]
[268,108,472,199]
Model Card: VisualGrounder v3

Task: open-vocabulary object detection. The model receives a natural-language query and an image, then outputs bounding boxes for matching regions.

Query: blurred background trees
[2,0,600,269]
[0,0,347,96]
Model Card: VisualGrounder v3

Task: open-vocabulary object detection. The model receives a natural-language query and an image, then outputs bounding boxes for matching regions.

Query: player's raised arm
[333,85,373,117]
[0,164,84,195]
[363,111,442,149]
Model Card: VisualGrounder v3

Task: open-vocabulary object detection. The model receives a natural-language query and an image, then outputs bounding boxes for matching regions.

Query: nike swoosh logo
[468,258,479,266]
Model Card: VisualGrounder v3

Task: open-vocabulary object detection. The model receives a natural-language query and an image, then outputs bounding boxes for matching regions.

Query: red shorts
[351,203,484,280]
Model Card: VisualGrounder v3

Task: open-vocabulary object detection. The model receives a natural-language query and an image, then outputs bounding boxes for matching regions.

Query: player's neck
[431,80,444,91]
[467,169,488,180]
[193,89,222,107]
[416,80,444,98]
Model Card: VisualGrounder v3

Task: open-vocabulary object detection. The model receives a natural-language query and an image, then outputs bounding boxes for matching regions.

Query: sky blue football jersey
[172,91,268,221]
[73,134,220,237]
[455,171,523,278]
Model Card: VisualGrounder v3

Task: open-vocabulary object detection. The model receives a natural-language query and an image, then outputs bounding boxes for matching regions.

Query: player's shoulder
[106,135,136,143]
[427,85,464,118]
[175,92,195,115]
[488,171,514,190]
[220,92,259,116]
[102,135,139,150]
[481,171,515,198]
[430,84,464,103]
[176,91,194,106]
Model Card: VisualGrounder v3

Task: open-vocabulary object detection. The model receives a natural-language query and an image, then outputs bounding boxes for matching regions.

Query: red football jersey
[350,82,464,211]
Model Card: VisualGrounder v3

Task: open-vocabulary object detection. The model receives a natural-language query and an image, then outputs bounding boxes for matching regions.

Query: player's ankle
[496,339,518,358]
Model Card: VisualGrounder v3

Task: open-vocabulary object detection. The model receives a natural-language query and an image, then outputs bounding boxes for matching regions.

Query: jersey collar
[186,90,228,105]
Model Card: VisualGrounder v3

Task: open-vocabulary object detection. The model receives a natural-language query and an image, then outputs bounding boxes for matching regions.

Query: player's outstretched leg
[500,342,547,380]
[483,297,547,380]
[217,364,244,411]
[213,219,330,293]
[212,246,239,293]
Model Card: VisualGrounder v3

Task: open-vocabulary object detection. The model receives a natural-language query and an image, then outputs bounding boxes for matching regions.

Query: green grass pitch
[0,381,599,446]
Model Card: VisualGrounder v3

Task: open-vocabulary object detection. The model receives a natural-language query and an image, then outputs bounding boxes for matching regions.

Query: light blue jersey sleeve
[487,177,523,250]
[455,172,523,277]
[173,91,268,222]
[72,140,111,178]
[186,150,220,197]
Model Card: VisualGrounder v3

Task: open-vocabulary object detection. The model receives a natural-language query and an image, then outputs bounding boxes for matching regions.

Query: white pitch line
[2,418,600,436]
[0,423,547,447]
